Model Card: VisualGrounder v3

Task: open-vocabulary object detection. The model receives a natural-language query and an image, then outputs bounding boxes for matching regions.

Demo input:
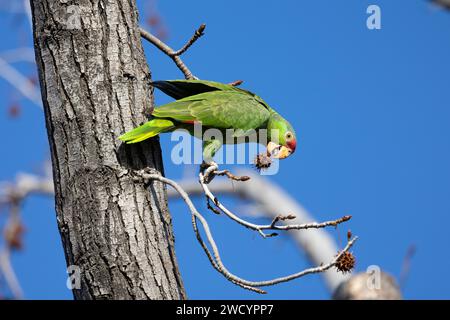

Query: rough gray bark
[31,0,186,299]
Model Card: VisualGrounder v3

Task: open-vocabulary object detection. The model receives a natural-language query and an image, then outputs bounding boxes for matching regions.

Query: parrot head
[267,113,297,159]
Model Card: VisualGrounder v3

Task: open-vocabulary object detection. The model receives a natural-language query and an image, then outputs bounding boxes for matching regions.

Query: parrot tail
[119,118,175,143]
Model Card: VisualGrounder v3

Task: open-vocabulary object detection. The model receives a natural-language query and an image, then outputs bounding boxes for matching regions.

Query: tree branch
[0,166,355,295]
[200,163,351,238]
[139,24,206,80]
[0,165,53,298]
[0,170,53,206]
[0,56,42,108]
[135,170,357,294]
[171,24,206,57]
[167,171,353,292]
[0,246,23,299]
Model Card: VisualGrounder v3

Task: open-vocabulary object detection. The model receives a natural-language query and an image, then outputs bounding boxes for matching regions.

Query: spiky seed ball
[335,251,356,274]
[253,153,272,172]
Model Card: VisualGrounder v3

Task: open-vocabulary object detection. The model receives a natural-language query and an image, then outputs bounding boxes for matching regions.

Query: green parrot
[119,80,297,162]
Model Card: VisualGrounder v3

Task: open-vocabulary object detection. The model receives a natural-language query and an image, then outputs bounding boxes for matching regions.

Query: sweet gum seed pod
[253,153,272,172]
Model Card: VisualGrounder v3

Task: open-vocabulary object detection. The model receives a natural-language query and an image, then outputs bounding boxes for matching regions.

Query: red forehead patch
[287,139,297,153]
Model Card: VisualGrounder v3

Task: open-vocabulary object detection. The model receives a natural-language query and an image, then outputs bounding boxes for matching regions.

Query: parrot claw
[200,160,218,171]
[200,161,219,184]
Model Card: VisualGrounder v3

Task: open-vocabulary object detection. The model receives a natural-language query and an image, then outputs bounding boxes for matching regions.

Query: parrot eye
[285,131,293,140]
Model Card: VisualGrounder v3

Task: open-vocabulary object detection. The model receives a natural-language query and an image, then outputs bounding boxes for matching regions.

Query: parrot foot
[132,167,160,184]
[200,161,218,184]
[200,160,218,171]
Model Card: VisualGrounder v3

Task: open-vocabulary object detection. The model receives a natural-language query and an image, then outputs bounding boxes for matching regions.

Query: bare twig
[0,247,23,299]
[0,171,54,206]
[270,214,297,228]
[0,56,42,108]
[0,3,38,111]
[0,165,357,295]
[0,47,35,64]
[171,24,206,57]
[206,197,221,215]
[0,197,24,299]
[22,0,33,31]
[136,170,357,294]
[167,171,352,292]
[1,165,354,294]
[200,163,351,238]
[0,166,53,298]
[139,24,206,80]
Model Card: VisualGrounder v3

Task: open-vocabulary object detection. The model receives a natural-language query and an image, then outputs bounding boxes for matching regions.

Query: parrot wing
[152,80,239,100]
[152,91,271,132]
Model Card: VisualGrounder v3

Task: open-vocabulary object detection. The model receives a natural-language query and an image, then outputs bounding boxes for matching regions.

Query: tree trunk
[30,0,186,299]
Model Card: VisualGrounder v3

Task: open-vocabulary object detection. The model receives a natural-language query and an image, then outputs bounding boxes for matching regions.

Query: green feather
[152,80,239,100]
[119,119,174,143]
[153,90,271,131]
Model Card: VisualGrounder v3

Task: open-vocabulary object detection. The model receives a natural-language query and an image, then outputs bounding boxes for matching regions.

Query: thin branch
[0,57,42,108]
[167,173,352,292]
[0,247,23,299]
[0,198,24,299]
[0,167,53,298]
[22,0,33,31]
[167,174,350,294]
[270,214,297,228]
[136,170,357,294]
[139,24,206,80]
[206,197,221,215]
[200,163,351,238]
[171,24,206,57]
[0,165,353,294]
[0,172,54,206]
[0,48,35,64]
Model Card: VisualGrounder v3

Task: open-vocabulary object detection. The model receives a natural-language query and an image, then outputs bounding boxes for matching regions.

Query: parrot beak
[267,142,293,159]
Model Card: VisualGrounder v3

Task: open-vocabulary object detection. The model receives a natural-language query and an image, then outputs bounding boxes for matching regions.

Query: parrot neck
[267,112,283,141]
[268,112,282,122]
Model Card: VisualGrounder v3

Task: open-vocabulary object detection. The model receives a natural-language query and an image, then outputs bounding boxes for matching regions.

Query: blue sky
[1,0,450,299]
